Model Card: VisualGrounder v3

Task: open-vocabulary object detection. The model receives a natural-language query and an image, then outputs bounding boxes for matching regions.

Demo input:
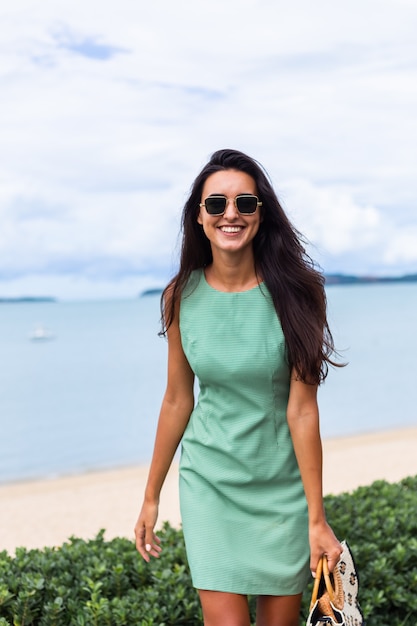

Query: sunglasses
[199,194,262,216]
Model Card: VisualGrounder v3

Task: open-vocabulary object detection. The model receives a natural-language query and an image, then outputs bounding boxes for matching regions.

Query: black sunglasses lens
[236,195,258,214]
[205,196,227,215]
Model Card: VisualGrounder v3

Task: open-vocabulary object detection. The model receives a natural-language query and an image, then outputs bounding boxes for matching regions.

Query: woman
[135,149,343,626]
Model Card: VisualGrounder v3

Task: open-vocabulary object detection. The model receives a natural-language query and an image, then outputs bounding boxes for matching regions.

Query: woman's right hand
[134,500,162,562]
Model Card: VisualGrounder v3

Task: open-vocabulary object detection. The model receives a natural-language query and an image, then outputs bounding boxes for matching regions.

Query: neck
[205,251,260,292]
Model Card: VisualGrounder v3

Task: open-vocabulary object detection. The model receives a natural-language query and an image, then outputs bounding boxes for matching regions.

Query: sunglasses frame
[199,194,262,216]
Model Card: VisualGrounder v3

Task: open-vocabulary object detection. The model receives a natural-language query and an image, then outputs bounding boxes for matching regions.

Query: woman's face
[198,169,262,257]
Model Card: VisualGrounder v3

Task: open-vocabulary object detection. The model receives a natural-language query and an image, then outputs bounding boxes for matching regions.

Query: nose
[223,197,239,219]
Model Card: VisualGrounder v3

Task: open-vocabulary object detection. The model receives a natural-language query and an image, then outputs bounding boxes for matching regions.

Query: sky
[1,0,416,300]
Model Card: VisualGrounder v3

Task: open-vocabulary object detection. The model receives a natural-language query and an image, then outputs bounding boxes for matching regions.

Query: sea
[1,282,416,485]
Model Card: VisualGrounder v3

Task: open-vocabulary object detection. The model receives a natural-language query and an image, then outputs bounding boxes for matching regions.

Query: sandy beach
[1,426,417,555]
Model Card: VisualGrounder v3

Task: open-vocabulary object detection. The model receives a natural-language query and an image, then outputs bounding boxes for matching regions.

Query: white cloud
[0,0,416,298]
[383,228,417,265]
[282,180,382,255]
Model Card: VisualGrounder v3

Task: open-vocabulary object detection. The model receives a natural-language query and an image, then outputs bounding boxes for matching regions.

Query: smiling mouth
[219,226,244,233]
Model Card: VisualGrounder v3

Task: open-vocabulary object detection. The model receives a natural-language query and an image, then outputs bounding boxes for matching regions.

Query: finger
[310,548,324,577]
[324,546,343,573]
[310,555,321,578]
[134,524,151,562]
[145,530,162,558]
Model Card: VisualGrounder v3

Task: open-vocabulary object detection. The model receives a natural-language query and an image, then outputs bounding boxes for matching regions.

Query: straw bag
[306,540,364,626]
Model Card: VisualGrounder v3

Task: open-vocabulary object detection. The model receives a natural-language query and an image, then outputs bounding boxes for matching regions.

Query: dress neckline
[201,269,264,294]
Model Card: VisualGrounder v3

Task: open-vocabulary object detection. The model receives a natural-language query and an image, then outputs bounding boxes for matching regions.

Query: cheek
[197,207,203,225]
[251,218,262,240]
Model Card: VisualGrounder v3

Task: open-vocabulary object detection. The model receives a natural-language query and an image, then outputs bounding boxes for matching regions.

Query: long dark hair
[161,148,341,384]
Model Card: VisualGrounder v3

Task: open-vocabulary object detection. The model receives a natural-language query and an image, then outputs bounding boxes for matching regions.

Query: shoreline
[1,425,417,555]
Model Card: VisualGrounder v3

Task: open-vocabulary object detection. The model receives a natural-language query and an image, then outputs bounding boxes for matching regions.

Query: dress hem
[192,582,309,596]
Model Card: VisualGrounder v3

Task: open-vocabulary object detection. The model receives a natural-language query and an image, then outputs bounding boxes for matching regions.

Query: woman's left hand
[309,520,343,576]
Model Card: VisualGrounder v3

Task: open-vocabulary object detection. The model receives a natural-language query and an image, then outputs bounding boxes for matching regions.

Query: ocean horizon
[1,282,416,484]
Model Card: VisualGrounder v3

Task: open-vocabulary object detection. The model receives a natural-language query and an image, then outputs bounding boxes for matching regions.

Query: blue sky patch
[52,27,128,60]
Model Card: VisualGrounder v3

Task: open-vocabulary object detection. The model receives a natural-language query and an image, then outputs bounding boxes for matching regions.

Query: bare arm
[134,294,195,561]
[287,371,342,574]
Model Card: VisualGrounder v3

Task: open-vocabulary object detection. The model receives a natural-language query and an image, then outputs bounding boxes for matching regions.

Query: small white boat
[29,325,55,341]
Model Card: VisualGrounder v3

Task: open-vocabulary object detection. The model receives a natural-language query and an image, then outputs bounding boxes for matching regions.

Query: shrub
[0,476,416,625]
[300,475,417,626]
[0,524,201,625]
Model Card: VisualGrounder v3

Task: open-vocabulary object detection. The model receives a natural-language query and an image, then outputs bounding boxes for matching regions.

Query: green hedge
[1,476,416,625]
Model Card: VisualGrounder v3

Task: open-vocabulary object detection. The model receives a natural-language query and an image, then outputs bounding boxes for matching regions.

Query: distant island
[0,296,56,303]
[140,273,417,296]
[140,288,164,297]
[325,273,417,285]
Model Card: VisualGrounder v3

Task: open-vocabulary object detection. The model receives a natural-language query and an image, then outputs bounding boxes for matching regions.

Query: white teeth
[220,226,242,233]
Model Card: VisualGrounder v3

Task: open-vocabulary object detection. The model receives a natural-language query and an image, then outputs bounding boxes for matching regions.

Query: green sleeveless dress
[179,270,310,595]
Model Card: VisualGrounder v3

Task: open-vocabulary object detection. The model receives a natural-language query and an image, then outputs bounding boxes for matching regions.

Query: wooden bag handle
[310,556,324,609]
[309,556,337,610]
[322,556,336,605]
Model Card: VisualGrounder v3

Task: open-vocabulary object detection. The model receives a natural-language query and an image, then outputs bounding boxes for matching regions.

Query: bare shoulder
[164,280,191,364]
[164,271,198,331]
[161,278,181,335]
[162,279,177,310]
